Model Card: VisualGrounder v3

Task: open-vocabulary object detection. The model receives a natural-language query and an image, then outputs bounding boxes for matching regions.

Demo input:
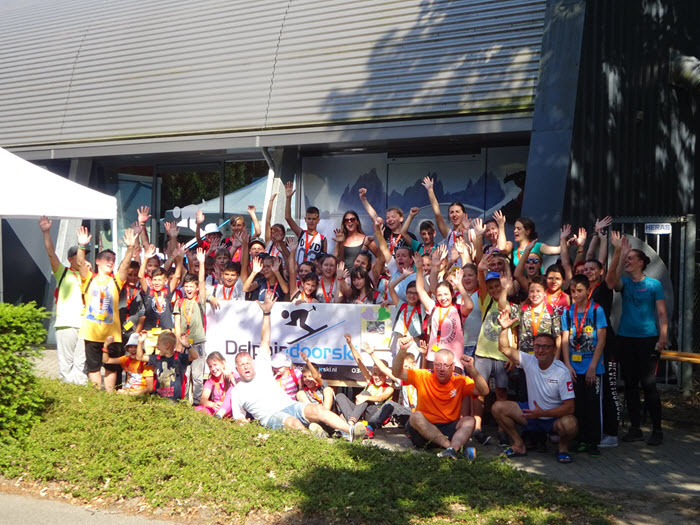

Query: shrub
[0,301,48,440]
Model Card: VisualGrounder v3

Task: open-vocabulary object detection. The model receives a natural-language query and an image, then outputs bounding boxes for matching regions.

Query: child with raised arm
[401,207,436,256]
[334,334,395,438]
[359,187,415,255]
[138,243,184,332]
[243,255,289,301]
[101,334,155,396]
[77,226,137,390]
[211,261,245,302]
[413,252,473,373]
[195,351,235,415]
[135,330,199,401]
[296,352,335,411]
[373,218,417,303]
[173,248,208,404]
[421,176,469,258]
[286,237,319,303]
[284,182,326,264]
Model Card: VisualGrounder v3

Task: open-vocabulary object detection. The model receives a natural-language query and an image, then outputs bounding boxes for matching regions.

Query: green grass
[0,379,614,524]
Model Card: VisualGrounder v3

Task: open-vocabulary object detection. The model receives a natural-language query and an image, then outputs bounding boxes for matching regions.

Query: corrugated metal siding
[0,0,546,147]
[565,0,700,225]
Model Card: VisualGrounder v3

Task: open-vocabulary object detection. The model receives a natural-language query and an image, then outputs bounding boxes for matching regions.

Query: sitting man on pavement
[391,336,490,459]
[215,291,366,441]
[492,310,578,464]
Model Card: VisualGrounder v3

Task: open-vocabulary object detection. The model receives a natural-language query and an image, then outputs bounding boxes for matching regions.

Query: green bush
[0,302,48,440]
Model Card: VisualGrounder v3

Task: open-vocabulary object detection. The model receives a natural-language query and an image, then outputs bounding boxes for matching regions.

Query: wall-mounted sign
[644,223,672,235]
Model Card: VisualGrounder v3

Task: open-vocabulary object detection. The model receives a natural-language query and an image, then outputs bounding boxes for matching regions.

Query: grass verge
[0,379,614,524]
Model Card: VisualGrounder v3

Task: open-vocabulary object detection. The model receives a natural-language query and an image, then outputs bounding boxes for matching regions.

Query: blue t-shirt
[617,276,664,338]
[561,302,607,375]
[148,352,190,400]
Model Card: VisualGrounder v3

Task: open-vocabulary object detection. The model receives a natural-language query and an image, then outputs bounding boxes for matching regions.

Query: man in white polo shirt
[492,310,578,464]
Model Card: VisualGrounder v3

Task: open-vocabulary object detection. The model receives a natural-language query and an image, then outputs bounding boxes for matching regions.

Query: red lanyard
[154,289,165,327]
[403,304,420,334]
[420,243,434,256]
[222,285,234,301]
[302,231,318,259]
[265,280,279,297]
[435,305,452,343]
[183,297,197,335]
[389,232,401,253]
[299,291,313,303]
[381,275,389,301]
[321,278,335,303]
[587,282,601,301]
[573,301,590,351]
[530,304,546,336]
[307,386,323,404]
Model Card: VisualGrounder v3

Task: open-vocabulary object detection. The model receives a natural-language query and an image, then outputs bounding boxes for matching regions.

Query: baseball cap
[126,333,140,347]
[485,271,501,282]
[67,246,79,258]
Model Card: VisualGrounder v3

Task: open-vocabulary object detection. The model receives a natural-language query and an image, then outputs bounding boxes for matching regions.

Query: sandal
[501,447,528,458]
[557,452,572,464]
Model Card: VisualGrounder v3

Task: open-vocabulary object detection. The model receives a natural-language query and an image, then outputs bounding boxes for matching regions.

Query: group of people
[42,177,669,462]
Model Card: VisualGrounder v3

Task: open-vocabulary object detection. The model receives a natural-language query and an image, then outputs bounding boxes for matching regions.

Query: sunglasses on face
[526,258,541,264]
[344,217,357,223]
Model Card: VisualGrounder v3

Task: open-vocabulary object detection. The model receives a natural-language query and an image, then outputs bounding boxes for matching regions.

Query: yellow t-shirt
[475,294,508,361]
[79,273,126,343]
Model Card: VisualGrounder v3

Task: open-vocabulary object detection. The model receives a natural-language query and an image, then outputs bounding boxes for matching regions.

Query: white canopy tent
[0,147,117,302]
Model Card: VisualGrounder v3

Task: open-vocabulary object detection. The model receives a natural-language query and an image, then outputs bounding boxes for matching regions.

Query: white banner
[205,301,397,381]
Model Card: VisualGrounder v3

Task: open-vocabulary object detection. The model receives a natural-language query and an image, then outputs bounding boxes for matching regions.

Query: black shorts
[405,418,459,448]
[84,340,123,373]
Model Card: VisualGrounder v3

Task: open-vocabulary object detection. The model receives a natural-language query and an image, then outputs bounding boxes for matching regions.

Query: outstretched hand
[257,290,277,313]
[38,215,52,232]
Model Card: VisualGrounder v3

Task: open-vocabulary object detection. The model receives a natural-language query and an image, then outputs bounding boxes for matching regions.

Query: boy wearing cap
[102,334,155,395]
[271,352,303,400]
[471,259,513,446]
[38,216,87,385]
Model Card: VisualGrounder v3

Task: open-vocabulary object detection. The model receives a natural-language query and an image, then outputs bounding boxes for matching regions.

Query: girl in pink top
[195,352,235,414]
[414,253,473,371]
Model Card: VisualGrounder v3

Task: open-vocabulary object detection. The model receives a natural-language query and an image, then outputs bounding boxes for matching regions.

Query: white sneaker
[598,434,618,448]
[308,423,327,439]
[350,422,367,442]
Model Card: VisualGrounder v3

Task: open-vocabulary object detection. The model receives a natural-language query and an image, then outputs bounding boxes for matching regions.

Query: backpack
[53,267,68,304]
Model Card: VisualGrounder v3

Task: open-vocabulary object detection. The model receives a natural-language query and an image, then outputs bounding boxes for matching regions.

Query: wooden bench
[660,350,700,364]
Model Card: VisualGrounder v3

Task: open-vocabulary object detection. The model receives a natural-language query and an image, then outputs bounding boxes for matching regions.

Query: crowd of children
[43,180,669,457]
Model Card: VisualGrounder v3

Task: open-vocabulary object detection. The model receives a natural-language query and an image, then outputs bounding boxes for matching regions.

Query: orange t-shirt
[406,369,474,424]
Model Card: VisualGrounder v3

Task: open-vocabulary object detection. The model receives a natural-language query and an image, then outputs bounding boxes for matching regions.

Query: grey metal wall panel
[0,0,546,147]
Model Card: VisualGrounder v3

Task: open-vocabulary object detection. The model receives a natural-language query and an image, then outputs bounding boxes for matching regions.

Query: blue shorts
[406,418,459,448]
[517,401,556,433]
[263,402,309,430]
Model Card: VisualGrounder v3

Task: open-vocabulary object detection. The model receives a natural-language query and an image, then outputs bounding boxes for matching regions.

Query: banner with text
[205,301,396,381]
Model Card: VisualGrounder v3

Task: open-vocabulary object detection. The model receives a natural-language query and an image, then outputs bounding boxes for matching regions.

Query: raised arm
[497,310,520,365]
[264,192,278,243]
[286,236,299,298]
[283,182,303,237]
[573,228,587,265]
[270,257,289,295]
[195,209,205,247]
[401,207,419,245]
[196,248,207,301]
[589,216,612,264]
[452,268,474,318]
[247,205,262,239]
[363,342,400,383]
[358,187,380,223]
[116,229,137,282]
[605,232,625,291]
[344,333,372,383]
[387,268,413,306]
[421,176,450,238]
[242,256,263,292]
[299,351,323,387]
[559,225,573,285]
[333,228,346,261]
[257,291,277,356]
[75,226,92,279]
[391,336,413,382]
[168,244,185,291]
[136,206,151,246]
[513,239,536,290]
[413,252,436,311]
[373,218,391,263]
[134,331,150,363]
[493,210,512,253]
[38,216,62,272]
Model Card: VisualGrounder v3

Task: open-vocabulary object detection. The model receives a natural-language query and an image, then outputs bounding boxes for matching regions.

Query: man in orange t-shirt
[392,337,490,459]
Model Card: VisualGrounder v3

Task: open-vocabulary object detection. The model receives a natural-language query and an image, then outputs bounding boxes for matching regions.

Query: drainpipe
[262,147,276,173]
